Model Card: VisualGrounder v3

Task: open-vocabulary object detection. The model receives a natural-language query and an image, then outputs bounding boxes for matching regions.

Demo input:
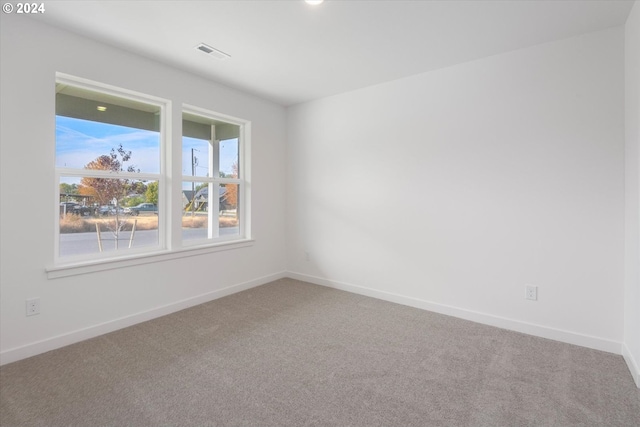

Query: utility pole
[191,148,198,217]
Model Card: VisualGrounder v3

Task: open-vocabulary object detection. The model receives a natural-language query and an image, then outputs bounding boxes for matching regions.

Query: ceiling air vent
[195,43,231,60]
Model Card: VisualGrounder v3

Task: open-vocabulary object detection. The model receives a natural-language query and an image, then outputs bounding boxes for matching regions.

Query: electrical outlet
[525,285,537,301]
[26,298,40,316]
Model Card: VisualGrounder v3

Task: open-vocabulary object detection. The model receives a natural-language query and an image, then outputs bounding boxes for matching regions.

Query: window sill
[46,239,255,279]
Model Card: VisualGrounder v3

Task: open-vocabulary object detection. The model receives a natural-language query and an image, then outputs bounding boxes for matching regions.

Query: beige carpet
[1,278,639,427]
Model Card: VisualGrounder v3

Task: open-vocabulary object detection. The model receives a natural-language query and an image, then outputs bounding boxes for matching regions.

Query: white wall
[0,10,633,377]
[0,17,287,364]
[287,27,625,353]
[624,0,640,387]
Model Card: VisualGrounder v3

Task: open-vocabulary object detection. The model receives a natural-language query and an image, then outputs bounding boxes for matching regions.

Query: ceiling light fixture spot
[96,106,107,112]
[305,0,324,5]
[196,43,231,60]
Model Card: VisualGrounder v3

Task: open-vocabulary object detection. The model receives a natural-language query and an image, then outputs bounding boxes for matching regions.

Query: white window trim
[46,239,255,279]
[51,74,253,276]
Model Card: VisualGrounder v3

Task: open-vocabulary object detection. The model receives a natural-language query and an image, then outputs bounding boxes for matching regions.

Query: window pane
[182,181,212,241]
[182,137,210,177]
[56,85,160,173]
[220,183,240,238]
[219,138,238,178]
[181,182,240,241]
[183,112,241,178]
[59,177,159,258]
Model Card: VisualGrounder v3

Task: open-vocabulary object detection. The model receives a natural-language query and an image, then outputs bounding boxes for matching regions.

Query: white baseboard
[0,271,287,366]
[3,269,631,379]
[287,271,623,355]
[622,343,640,388]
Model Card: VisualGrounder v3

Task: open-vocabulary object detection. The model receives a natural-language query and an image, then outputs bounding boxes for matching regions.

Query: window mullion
[213,178,242,185]
[56,168,161,181]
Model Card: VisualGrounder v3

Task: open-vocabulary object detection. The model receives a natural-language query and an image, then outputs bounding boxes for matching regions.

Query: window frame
[181,104,249,246]
[49,74,252,277]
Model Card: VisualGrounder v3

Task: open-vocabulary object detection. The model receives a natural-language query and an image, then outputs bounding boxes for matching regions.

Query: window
[54,75,250,269]
[182,107,245,244]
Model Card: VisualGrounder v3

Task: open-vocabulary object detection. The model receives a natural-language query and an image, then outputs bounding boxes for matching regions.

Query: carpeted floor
[1,278,639,427]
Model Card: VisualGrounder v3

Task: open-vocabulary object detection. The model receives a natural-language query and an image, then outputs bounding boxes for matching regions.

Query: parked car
[98,206,126,216]
[60,202,93,216]
[72,205,93,216]
[60,202,78,214]
[125,203,157,216]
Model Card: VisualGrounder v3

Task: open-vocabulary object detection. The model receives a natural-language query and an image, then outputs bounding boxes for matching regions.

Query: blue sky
[56,116,160,173]
[56,116,239,188]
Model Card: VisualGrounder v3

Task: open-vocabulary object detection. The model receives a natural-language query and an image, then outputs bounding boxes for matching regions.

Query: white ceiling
[35,0,634,106]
